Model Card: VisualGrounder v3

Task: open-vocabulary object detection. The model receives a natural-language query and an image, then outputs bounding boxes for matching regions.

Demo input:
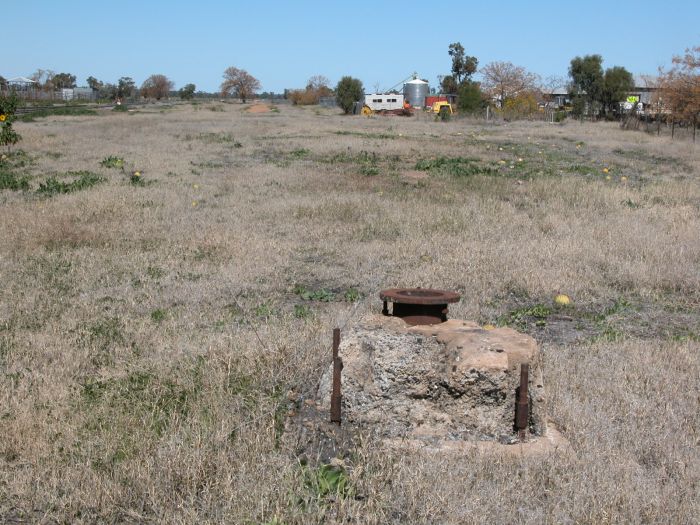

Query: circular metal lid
[379,288,461,305]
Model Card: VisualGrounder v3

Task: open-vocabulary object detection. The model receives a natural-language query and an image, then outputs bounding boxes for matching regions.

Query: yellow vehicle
[431,101,453,115]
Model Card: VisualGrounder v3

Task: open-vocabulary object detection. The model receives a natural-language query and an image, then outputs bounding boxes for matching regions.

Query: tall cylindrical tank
[403,78,430,108]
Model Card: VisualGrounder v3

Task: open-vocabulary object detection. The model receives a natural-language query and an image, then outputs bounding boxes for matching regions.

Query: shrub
[335,76,364,114]
[179,83,196,100]
[502,92,539,120]
[0,91,21,149]
[456,81,484,113]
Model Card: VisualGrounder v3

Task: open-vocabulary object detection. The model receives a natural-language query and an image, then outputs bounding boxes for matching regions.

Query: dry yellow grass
[0,102,698,523]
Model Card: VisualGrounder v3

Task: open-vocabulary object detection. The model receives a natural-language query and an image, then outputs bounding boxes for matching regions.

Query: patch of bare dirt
[246,104,271,113]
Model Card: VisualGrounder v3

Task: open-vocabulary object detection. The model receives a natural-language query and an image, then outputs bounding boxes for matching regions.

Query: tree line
[3,43,697,128]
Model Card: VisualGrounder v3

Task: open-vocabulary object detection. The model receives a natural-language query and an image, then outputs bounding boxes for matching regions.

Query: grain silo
[403,78,430,108]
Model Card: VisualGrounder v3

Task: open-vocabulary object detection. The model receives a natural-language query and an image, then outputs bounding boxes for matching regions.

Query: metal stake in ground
[515,363,529,440]
[330,328,342,425]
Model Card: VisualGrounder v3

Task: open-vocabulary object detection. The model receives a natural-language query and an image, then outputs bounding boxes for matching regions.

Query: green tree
[52,73,76,89]
[117,77,136,99]
[439,75,458,94]
[335,76,364,114]
[569,55,604,118]
[86,76,103,91]
[448,42,478,83]
[601,66,634,117]
[179,83,196,100]
[457,81,483,113]
[98,83,118,100]
[221,67,261,103]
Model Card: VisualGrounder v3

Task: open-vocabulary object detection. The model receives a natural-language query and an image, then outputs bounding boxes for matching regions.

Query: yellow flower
[554,294,571,306]
[621,176,628,182]
[0,114,6,122]
[133,171,141,177]
[602,167,609,174]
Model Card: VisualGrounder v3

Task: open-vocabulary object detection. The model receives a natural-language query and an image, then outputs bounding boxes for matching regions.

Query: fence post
[330,328,342,425]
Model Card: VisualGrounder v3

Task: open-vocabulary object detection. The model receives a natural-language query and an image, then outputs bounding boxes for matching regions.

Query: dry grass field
[1,101,699,524]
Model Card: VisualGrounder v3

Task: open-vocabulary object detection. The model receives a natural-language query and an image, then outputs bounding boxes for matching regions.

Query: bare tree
[540,75,567,107]
[306,75,331,94]
[140,74,174,100]
[221,67,261,103]
[658,46,700,140]
[30,69,56,92]
[481,61,540,108]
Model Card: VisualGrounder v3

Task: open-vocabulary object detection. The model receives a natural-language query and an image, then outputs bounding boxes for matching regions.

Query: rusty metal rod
[515,363,529,438]
[330,328,342,425]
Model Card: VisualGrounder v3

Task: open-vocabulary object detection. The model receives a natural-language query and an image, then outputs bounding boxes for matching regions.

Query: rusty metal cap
[379,288,461,305]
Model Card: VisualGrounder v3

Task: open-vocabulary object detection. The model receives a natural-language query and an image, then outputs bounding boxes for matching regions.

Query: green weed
[146,266,166,279]
[293,284,335,302]
[255,303,274,318]
[415,156,496,178]
[294,304,313,319]
[36,171,104,196]
[150,309,167,323]
[0,166,30,190]
[100,155,125,169]
[290,148,310,159]
[343,288,361,302]
[302,462,352,501]
[497,304,552,329]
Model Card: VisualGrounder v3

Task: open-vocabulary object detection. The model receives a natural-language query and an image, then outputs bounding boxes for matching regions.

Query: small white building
[363,93,405,112]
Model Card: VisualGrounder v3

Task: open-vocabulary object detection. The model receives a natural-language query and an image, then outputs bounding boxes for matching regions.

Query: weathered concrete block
[317,315,547,444]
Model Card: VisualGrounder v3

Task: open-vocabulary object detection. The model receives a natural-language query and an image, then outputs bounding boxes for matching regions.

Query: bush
[179,83,196,100]
[502,92,539,120]
[335,76,364,114]
[456,81,483,113]
[0,91,21,149]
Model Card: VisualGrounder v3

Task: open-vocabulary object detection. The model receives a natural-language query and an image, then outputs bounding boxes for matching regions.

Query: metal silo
[403,78,430,108]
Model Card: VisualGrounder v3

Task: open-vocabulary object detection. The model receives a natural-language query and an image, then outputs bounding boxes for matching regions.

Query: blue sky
[4,0,699,93]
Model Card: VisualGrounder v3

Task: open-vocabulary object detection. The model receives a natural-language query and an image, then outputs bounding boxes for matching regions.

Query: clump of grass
[290,148,310,159]
[322,150,383,176]
[36,171,104,196]
[497,304,552,329]
[100,156,125,169]
[130,171,146,186]
[0,165,30,191]
[415,156,496,177]
[150,309,167,323]
[343,288,361,302]
[293,304,313,319]
[188,132,242,146]
[293,284,335,302]
[334,130,397,140]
